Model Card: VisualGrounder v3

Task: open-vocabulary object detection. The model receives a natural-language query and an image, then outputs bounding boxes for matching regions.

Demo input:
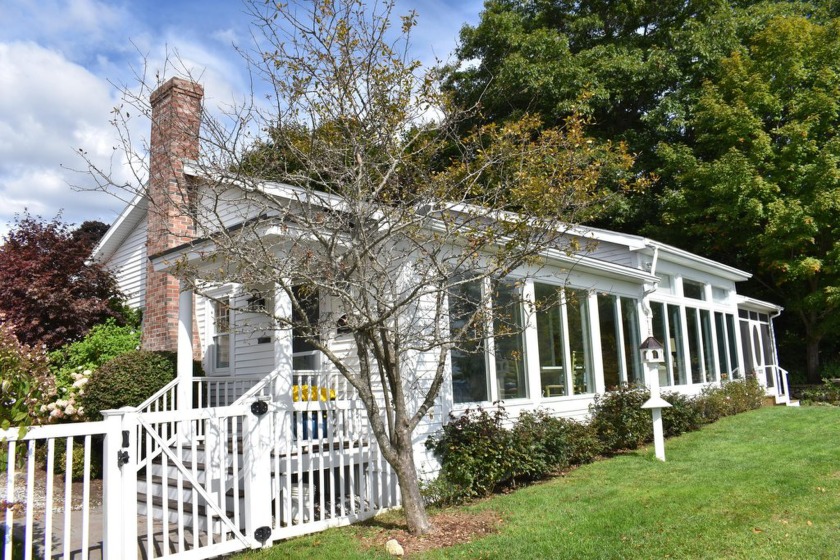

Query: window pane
[449,280,488,403]
[651,302,671,387]
[291,285,320,356]
[700,309,715,382]
[215,333,230,369]
[493,280,527,400]
[535,283,568,397]
[739,319,754,377]
[214,299,230,333]
[621,298,642,385]
[567,289,593,394]
[683,280,705,300]
[715,312,730,379]
[686,308,702,383]
[726,314,741,378]
[213,298,230,369]
[598,295,621,390]
[668,304,687,385]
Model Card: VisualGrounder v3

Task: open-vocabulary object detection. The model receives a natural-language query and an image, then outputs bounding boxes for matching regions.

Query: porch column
[177,280,194,414]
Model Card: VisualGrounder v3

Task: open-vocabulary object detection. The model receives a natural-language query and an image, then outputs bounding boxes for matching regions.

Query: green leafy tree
[449,1,840,375]
[656,15,840,381]
[49,319,142,390]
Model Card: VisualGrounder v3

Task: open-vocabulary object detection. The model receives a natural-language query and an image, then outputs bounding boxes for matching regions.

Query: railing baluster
[43,439,55,559]
[62,437,72,560]
[80,436,92,560]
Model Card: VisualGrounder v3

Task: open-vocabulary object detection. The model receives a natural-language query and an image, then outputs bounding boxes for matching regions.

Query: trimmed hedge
[425,379,765,505]
[79,350,177,419]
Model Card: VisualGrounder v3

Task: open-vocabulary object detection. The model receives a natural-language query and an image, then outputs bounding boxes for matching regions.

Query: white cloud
[0,42,129,230]
[0,0,475,240]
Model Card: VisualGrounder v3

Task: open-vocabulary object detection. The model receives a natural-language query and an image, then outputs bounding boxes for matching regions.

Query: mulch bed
[356,508,503,556]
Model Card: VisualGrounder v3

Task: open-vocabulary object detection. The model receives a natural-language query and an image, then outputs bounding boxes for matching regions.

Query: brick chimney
[143,78,204,352]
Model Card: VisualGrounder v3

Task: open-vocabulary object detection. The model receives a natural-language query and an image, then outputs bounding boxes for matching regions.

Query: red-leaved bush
[0,214,123,350]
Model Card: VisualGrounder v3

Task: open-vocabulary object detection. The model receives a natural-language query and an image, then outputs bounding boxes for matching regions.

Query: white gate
[2,398,400,559]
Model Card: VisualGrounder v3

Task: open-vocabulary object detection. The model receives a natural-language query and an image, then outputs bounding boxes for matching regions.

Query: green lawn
[233,406,840,559]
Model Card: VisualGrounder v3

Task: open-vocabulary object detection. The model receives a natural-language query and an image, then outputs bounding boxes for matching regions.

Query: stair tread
[140,474,247,497]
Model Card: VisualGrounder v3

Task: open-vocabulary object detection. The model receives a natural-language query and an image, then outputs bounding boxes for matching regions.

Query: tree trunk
[391,437,431,535]
[805,334,821,384]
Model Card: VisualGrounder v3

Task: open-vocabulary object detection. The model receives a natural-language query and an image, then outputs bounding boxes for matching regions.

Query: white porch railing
[138,370,358,415]
[755,364,790,404]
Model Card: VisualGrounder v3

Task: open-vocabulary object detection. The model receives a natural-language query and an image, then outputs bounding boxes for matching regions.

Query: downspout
[768,306,785,397]
[641,246,660,337]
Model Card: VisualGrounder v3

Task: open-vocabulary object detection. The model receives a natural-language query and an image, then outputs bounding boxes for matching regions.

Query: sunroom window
[492,280,527,400]
[598,294,642,390]
[535,284,594,397]
[449,280,488,403]
[449,278,527,404]
[683,280,706,300]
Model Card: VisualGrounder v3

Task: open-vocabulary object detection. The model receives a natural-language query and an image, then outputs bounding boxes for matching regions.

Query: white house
[72,77,791,557]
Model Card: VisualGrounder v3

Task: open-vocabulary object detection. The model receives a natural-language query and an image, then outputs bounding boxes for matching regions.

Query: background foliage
[447,0,840,380]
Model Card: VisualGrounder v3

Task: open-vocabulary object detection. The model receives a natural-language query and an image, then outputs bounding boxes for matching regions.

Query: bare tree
[84,0,639,535]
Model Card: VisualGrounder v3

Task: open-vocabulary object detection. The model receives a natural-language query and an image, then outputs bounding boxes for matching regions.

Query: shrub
[425,407,515,503]
[425,407,605,505]
[589,385,652,452]
[49,319,141,390]
[801,380,840,406]
[79,350,177,418]
[551,416,604,465]
[661,391,704,437]
[696,378,765,422]
[0,315,53,429]
[510,410,567,480]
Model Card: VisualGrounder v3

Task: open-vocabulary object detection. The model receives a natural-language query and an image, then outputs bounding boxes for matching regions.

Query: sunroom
[438,235,789,419]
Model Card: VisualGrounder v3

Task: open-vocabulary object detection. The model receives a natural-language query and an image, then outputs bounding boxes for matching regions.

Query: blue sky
[0,0,482,237]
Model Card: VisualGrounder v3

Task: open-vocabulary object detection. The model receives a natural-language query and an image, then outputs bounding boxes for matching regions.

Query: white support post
[178,281,194,439]
[101,408,139,560]
[641,359,671,462]
[178,281,194,411]
[651,408,666,461]
[272,283,294,455]
[243,398,273,548]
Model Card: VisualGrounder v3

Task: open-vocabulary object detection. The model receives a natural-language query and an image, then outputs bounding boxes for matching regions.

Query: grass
[232,406,840,559]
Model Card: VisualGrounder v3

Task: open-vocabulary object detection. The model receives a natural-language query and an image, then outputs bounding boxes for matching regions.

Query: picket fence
[1,374,400,560]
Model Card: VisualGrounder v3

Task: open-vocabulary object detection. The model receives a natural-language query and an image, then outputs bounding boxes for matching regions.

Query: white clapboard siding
[106,218,148,309]
[587,239,636,268]
[232,307,276,377]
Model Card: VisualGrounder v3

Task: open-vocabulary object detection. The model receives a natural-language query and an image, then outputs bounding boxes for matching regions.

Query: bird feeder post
[640,336,671,461]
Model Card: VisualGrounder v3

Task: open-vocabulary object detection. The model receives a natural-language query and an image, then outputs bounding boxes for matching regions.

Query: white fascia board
[736,296,783,313]
[565,220,751,282]
[90,191,148,263]
[540,248,657,284]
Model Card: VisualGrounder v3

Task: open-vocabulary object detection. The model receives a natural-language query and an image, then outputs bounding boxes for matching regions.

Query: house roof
[97,161,749,290]
[567,224,752,282]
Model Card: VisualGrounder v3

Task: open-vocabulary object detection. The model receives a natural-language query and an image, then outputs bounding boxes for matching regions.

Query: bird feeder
[640,336,671,461]
[639,336,665,364]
